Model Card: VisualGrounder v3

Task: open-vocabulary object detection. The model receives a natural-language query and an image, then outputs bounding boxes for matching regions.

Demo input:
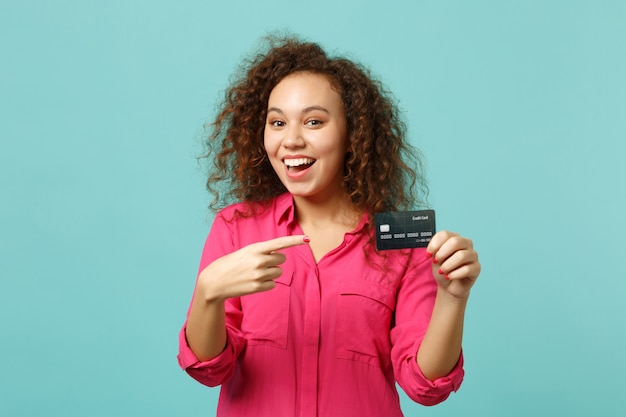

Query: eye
[268,119,285,127]
[305,119,323,127]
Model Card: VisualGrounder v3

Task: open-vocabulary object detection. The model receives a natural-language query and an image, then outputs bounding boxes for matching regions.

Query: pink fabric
[178,193,464,417]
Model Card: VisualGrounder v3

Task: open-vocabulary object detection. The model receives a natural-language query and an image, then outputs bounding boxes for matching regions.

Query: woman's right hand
[195,235,309,302]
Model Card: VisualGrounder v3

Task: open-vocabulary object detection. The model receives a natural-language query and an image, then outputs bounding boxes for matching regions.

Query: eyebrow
[267,105,330,115]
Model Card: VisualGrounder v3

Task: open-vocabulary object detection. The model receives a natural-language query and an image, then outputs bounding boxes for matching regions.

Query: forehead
[268,72,342,107]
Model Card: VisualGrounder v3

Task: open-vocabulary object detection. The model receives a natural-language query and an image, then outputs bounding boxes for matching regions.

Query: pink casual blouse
[178,193,464,417]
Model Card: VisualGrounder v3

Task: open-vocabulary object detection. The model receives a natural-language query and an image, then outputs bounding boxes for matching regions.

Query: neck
[293,191,361,230]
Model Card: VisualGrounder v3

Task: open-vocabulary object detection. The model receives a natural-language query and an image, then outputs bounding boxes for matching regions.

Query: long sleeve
[176,195,466,416]
[178,297,245,387]
[177,213,246,387]
[390,251,465,406]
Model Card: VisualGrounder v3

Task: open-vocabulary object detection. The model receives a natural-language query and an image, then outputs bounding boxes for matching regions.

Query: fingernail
[438,268,444,275]
[303,236,310,243]
[445,274,450,280]
[432,258,438,264]
[425,251,433,258]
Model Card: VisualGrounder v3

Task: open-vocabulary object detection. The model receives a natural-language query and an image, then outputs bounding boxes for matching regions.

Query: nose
[282,124,305,148]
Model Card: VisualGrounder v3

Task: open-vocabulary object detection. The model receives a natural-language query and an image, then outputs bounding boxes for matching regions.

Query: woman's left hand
[426,231,481,299]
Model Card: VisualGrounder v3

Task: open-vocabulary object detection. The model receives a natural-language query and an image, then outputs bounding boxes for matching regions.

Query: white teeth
[284,158,315,167]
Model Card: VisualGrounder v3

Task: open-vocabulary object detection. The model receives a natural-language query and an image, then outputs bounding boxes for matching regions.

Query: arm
[391,230,479,405]
[416,289,467,380]
[177,214,243,387]
[417,231,480,380]
[185,234,308,361]
[185,293,227,362]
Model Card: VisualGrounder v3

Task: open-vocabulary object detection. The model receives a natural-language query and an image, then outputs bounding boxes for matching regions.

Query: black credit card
[375,210,436,250]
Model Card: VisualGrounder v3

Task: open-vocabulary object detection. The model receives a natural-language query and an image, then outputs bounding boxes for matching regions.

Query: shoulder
[215,193,291,225]
[209,194,292,249]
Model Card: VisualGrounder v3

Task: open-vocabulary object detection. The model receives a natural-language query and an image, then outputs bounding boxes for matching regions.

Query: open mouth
[284,157,316,173]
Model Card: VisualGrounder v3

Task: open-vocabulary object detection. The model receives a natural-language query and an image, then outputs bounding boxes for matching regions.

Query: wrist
[196,270,228,304]
[436,287,469,308]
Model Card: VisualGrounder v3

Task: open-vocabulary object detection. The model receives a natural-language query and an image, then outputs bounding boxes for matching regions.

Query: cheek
[263,131,278,155]
[263,134,282,174]
[318,138,347,161]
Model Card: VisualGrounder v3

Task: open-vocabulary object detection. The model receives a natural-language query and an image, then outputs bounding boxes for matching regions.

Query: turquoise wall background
[2,1,625,416]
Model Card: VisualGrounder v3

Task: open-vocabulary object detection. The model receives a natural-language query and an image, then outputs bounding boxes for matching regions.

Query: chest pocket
[240,272,292,349]
[336,279,397,368]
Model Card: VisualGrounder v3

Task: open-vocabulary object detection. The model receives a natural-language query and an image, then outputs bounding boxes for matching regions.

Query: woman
[178,36,481,417]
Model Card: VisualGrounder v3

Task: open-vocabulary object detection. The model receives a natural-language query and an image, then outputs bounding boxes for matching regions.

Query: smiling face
[264,72,349,202]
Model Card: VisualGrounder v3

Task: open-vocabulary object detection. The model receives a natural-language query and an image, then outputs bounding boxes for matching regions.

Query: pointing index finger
[258,235,310,253]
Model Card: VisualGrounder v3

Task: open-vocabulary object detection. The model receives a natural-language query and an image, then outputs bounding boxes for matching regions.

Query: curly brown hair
[204,35,428,219]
